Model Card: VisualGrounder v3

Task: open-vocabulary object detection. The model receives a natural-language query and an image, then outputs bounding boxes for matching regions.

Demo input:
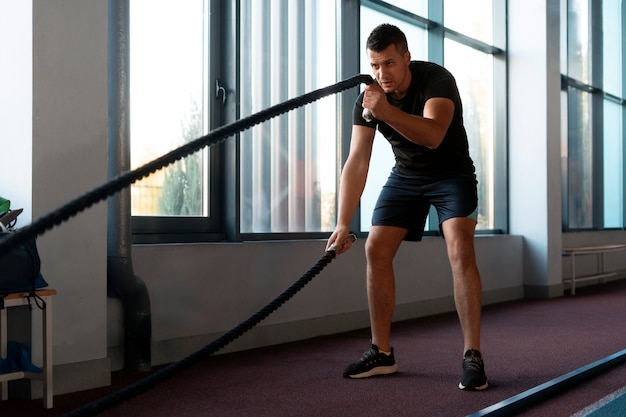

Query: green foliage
[158,103,203,216]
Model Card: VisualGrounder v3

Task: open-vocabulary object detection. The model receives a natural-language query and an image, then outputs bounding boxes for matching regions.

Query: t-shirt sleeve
[422,67,459,102]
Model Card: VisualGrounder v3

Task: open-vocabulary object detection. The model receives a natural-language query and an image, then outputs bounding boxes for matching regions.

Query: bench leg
[571,253,576,295]
[600,252,606,284]
[42,297,53,409]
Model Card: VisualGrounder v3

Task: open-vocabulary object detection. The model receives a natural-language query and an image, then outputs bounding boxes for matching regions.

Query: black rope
[0,74,372,414]
[61,248,341,417]
[0,74,373,255]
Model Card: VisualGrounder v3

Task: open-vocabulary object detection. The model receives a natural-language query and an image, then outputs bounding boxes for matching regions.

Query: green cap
[0,196,10,215]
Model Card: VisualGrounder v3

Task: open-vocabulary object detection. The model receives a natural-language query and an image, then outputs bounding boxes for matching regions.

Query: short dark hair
[366,23,408,54]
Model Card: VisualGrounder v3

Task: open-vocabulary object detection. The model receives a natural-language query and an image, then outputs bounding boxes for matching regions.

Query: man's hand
[326,229,357,255]
[362,82,388,121]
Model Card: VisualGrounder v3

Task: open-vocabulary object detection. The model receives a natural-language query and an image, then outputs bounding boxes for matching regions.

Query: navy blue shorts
[371,168,478,241]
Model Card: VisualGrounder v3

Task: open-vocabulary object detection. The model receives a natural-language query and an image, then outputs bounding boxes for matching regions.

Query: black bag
[0,227,48,310]
[0,206,48,307]
[0,231,41,290]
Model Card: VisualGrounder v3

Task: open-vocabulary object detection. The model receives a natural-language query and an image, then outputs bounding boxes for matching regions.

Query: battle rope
[0,74,371,415]
[0,74,373,254]
[61,234,355,417]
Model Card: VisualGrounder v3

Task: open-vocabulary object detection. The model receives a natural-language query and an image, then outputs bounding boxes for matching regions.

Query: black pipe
[106,257,151,372]
[107,0,151,372]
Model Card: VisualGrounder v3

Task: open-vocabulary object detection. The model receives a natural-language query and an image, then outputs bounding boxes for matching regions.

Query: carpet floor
[3,279,626,417]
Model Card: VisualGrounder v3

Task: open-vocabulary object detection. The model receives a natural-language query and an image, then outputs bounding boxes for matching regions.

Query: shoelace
[361,349,380,361]
[360,347,390,364]
[463,356,483,372]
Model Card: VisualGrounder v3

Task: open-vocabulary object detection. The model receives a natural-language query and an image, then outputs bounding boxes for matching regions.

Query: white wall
[0,0,32,218]
[31,0,110,395]
[118,235,524,369]
[508,0,564,297]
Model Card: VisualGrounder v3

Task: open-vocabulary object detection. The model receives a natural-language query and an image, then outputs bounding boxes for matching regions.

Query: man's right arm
[326,125,376,253]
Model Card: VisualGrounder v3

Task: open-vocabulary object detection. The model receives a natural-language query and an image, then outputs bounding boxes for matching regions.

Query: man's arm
[363,83,454,149]
[326,125,375,253]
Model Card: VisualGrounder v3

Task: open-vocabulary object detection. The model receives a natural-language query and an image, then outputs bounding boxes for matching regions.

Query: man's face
[367,43,411,98]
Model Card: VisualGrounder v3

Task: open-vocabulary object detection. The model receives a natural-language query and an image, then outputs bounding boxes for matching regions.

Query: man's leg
[441,217,482,352]
[365,225,406,352]
[441,217,488,390]
[342,225,405,378]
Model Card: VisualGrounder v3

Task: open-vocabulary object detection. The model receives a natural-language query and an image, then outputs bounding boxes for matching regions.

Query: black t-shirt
[353,61,475,178]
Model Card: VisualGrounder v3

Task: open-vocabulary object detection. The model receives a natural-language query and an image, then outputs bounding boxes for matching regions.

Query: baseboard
[138,286,524,367]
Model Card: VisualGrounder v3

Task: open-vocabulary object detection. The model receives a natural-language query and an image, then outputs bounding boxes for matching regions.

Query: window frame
[130,0,225,244]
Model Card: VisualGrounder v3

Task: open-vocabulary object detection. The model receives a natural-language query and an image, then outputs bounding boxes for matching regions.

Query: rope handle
[327,233,357,255]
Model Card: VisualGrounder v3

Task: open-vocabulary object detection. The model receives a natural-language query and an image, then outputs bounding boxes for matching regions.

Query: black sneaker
[343,344,398,378]
[459,349,488,390]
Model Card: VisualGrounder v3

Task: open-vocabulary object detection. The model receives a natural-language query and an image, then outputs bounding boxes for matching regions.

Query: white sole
[348,364,398,379]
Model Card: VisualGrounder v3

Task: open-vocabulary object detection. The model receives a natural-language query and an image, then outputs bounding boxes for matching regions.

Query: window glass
[603,0,622,97]
[383,0,428,16]
[567,89,593,229]
[563,0,625,230]
[567,0,591,83]
[130,0,208,216]
[444,0,493,44]
[239,0,337,233]
[603,100,623,228]
[444,39,494,230]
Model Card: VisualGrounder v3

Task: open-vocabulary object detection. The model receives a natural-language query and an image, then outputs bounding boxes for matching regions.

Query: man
[326,23,488,391]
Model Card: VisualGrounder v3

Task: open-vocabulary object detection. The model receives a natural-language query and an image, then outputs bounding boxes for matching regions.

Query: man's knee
[365,227,405,264]
[446,236,477,270]
[365,237,392,266]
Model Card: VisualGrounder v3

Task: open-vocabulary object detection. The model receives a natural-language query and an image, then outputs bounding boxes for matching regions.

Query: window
[601,0,624,228]
[444,40,495,229]
[562,0,625,230]
[130,0,220,243]
[444,0,493,44]
[130,0,209,217]
[239,0,338,235]
[129,0,506,242]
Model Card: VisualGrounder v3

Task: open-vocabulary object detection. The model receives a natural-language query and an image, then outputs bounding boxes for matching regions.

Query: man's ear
[404,50,411,64]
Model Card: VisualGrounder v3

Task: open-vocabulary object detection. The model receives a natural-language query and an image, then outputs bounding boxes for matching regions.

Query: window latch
[215,79,227,106]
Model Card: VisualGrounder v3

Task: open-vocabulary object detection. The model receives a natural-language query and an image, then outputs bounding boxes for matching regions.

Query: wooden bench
[0,289,56,409]
[562,245,626,295]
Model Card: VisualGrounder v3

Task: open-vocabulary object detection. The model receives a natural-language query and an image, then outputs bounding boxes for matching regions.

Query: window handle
[215,79,227,106]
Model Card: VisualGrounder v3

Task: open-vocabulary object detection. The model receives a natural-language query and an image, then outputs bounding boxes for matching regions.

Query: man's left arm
[381,97,454,149]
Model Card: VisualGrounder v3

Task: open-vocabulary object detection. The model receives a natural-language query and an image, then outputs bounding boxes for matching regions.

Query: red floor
[3,279,626,417]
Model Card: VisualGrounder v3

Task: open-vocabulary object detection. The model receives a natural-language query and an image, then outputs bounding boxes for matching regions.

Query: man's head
[365,24,411,98]
[366,23,409,55]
